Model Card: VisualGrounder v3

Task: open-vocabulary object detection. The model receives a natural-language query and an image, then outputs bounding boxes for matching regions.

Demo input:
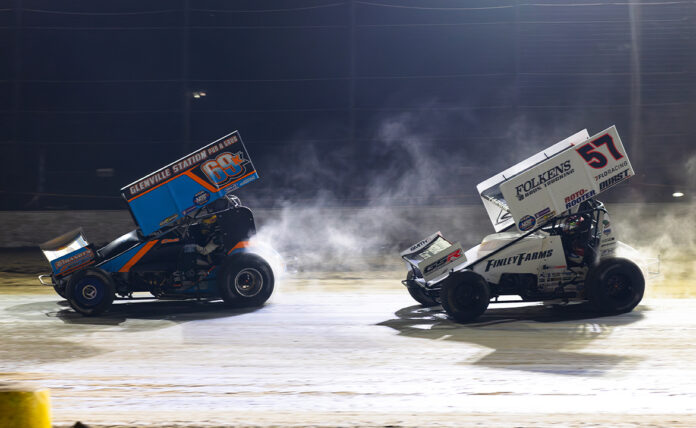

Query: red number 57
[576,134,624,169]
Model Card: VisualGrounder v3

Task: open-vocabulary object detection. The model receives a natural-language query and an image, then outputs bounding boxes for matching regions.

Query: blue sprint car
[39,131,277,316]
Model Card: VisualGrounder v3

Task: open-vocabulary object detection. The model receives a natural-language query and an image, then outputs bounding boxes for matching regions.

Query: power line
[355,2,515,11]
[191,3,346,13]
[521,1,694,7]
[22,8,179,16]
[4,25,349,30]
[0,190,122,199]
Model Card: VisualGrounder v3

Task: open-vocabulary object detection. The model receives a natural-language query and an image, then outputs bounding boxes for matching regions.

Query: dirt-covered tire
[440,270,490,323]
[66,268,115,316]
[217,253,275,308]
[586,257,644,314]
[405,271,438,307]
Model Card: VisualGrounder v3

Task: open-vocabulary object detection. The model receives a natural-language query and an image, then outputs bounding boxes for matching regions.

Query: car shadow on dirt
[378,302,646,376]
[1,298,265,366]
[6,297,262,327]
[58,298,262,325]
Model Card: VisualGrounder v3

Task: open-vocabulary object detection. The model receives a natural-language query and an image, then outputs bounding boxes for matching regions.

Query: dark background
[1,0,694,210]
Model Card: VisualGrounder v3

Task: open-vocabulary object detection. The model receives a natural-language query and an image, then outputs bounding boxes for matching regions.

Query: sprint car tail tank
[39,228,95,278]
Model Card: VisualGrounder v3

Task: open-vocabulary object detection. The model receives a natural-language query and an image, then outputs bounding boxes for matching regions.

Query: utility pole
[628,0,642,169]
[348,0,356,147]
[8,0,22,201]
[181,0,191,155]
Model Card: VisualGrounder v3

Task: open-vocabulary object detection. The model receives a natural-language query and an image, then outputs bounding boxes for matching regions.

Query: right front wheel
[586,257,644,314]
[217,253,275,308]
[440,271,490,323]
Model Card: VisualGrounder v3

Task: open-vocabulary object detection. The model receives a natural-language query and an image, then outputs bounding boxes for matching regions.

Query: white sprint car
[401,125,645,322]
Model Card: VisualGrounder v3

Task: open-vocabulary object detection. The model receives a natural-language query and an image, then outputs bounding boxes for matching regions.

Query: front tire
[440,271,490,323]
[586,257,644,314]
[405,271,439,307]
[66,268,115,316]
[217,253,275,308]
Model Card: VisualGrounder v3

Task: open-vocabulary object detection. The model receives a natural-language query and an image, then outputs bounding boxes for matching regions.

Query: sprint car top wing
[477,126,634,232]
[121,131,258,236]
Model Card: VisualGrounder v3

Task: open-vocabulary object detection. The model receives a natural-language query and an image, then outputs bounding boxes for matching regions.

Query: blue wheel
[66,268,115,316]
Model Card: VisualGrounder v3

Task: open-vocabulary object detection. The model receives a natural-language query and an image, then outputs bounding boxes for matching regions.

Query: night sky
[1,0,694,209]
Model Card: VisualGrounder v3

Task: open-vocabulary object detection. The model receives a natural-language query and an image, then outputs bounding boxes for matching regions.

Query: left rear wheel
[66,268,115,316]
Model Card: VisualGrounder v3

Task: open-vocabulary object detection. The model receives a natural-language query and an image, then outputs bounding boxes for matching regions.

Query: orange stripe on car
[184,171,220,193]
[227,241,250,255]
[59,261,95,277]
[185,170,258,194]
[128,169,257,203]
[119,240,159,272]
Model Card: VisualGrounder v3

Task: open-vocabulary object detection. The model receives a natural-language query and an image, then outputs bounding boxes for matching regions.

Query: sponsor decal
[408,236,436,253]
[534,207,556,223]
[535,207,551,218]
[183,205,198,216]
[602,219,611,227]
[495,209,512,225]
[200,152,246,186]
[54,248,94,271]
[518,215,536,231]
[594,160,628,182]
[564,189,596,209]
[224,174,258,195]
[600,237,616,247]
[599,169,631,191]
[515,160,574,201]
[603,228,612,235]
[159,213,179,227]
[485,249,554,272]
[423,248,463,274]
[124,134,242,199]
[194,190,210,206]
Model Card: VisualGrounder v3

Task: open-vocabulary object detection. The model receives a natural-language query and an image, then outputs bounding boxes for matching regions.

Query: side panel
[472,235,563,284]
[121,131,258,236]
[598,211,618,257]
[98,241,157,273]
[419,242,466,283]
[500,126,634,231]
[50,247,95,277]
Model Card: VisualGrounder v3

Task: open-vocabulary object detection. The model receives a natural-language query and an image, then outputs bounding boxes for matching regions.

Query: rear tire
[405,271,439,307]
[66,268,115,316]
[586,257,644,314]
[440,271,490,323]
[217,253,275,308]
[53,283,67,299]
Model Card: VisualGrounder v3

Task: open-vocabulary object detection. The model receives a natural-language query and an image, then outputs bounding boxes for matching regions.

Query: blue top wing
[121,131,259,236]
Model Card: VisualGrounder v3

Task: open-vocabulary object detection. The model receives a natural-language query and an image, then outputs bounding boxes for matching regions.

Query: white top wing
[477,129,590,232]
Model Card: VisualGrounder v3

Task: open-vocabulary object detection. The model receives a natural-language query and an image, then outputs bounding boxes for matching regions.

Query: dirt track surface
[1,267,696,427]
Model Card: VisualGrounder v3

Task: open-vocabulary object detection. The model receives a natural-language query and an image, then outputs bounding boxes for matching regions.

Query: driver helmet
[562,215,585,233]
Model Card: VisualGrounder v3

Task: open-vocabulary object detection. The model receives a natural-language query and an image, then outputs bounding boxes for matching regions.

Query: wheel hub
[234,268,263,298]
[82,284,98,300]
